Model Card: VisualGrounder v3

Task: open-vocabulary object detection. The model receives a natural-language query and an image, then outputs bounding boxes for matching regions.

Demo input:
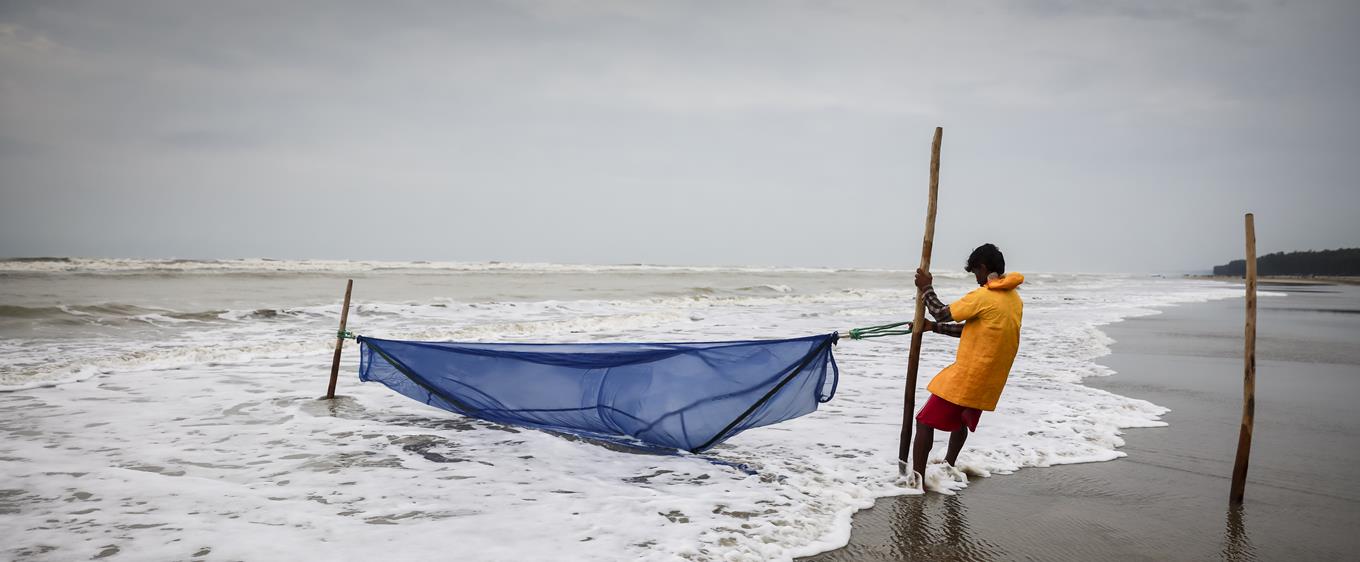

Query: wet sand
[804,282,1360,561]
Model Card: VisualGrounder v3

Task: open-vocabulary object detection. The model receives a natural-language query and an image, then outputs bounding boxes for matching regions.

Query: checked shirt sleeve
[933,321,964,338]
[922,285,964,338]
[922,286,953,322]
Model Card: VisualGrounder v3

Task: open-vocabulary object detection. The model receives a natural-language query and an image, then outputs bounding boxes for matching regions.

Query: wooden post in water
[899,127,942,473]
[325,279,354,399]
[1230,214,1257,504]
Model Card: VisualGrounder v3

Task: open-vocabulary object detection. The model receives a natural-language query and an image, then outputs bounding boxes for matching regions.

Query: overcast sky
[1,0,1357,272]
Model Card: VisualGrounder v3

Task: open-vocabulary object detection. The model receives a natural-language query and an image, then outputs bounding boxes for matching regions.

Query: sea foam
[0,269,1248,561]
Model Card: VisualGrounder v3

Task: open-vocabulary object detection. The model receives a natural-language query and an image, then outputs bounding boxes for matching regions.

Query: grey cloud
[1011,0,1254,21]
[158,130,270,151]
[1,0,1357,271]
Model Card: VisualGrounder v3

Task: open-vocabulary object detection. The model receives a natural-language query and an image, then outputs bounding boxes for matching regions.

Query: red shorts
[916,394,982,432]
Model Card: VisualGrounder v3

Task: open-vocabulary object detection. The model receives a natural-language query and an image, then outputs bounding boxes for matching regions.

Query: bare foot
[905,470,924,492]
[942,463,968,483]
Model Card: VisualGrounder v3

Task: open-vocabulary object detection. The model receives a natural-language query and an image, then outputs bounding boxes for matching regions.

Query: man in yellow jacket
[909,243,1024,491]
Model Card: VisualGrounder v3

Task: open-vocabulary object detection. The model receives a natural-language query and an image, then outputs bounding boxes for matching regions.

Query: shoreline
[803,283,1360,561]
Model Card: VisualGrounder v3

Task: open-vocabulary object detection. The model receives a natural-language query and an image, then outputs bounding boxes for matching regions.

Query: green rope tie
[337,329,357,340]
[847,321,913,340]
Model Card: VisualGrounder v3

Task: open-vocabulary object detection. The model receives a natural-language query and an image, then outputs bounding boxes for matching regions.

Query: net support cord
[845,321,914,340]
[345,325,909,341]
[346,324,911,341]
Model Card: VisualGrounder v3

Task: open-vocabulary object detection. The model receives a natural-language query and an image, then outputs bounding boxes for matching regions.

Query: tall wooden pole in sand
[326,279,354,400]
[1230,214,1257,504]
[898,127,942,473]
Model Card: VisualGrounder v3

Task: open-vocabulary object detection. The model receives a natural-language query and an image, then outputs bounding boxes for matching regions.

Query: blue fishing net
[357,333,839,453]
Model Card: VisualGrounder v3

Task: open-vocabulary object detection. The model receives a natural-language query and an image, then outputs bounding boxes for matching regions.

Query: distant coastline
[1212,247,1359,277]
[1187,274,1360,286]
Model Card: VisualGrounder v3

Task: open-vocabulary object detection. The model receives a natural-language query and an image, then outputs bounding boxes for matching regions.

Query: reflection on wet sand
[885,495,999,561]
[1221,505,1256,562]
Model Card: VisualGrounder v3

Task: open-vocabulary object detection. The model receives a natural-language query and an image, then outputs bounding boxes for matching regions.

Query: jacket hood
[986,272,1025,290]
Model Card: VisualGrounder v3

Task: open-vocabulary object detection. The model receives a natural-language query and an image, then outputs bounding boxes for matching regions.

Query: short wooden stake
[326,279,354,399]
[899,127,942,472]
[1230,213,1256,504]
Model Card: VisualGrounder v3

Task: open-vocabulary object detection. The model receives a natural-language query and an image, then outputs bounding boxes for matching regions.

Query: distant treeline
[1214,248,1360,276]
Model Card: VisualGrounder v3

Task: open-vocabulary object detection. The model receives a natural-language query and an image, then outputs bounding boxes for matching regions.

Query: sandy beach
[804,281,1360,561]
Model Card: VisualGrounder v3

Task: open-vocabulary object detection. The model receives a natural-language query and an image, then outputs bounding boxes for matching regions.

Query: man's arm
[909,318,964,338]
[924,289,966,337]
[932,321,964,338]
[921,285,954,323]
[914,268,954,322]
[913,268,964,338]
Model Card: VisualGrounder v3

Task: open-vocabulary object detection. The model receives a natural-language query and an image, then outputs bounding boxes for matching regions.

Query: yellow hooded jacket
[925,272,1024,411]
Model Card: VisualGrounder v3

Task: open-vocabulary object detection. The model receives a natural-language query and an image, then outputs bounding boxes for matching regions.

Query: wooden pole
[326,279,354,399]
[1230,213,1257,504]
[898,127,942,473]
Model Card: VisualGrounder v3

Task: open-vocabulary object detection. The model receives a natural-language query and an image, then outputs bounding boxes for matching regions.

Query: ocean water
[0,259,1245,561]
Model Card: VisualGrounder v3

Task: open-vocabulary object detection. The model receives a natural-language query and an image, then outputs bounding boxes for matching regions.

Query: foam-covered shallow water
[0,261,1247,560]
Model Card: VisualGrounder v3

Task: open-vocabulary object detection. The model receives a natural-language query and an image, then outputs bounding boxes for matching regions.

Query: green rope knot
[847,321,913,340]
[337,329,357,340]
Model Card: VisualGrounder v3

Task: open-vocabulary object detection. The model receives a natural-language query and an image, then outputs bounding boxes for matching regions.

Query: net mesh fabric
[358,334,839,453]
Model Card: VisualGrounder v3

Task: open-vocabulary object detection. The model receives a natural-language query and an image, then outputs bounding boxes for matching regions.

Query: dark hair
[966,243,1005,275]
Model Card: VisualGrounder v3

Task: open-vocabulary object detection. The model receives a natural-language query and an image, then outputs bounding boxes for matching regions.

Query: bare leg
[945,428,968,466]
[912,421,934,483]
